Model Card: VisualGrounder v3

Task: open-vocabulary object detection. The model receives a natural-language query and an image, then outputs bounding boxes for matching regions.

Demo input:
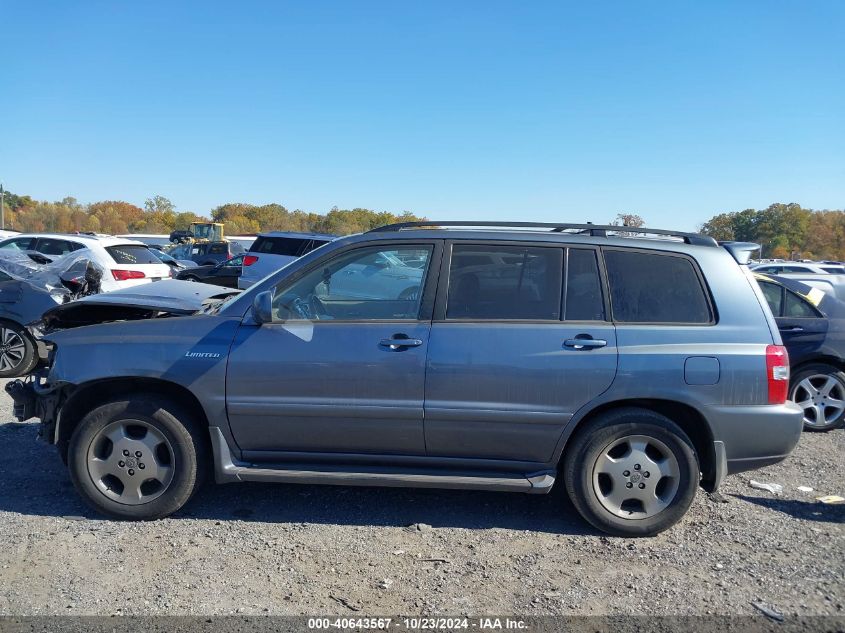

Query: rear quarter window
[604,249,713,324]
[106,245,162,265]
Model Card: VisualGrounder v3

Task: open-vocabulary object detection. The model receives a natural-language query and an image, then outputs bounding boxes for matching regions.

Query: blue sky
[1,1,843,230]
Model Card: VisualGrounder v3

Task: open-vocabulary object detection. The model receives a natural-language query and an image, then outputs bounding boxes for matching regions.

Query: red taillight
[243,255,258,266]
[766,344,789,404]
[111,269,146,281]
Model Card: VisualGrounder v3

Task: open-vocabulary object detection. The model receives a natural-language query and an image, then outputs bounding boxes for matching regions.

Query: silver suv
[8,222,803,536]
[238,231,335,289]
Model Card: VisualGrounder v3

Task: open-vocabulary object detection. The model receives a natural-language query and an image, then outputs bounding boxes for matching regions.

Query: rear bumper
[707,402,804,475]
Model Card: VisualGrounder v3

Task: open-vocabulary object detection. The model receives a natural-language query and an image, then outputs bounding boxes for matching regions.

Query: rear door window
[565,249,604,321]
[446,245,562,320]
[0,237,34,251]
[759,281,784,315]
[604,250,713,324]
[106,244,162,264]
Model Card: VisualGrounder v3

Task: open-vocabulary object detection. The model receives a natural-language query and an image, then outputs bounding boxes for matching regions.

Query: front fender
[45,315,242,434]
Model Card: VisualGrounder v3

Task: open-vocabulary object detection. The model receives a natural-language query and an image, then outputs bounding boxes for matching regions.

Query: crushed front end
[5,365,66,445]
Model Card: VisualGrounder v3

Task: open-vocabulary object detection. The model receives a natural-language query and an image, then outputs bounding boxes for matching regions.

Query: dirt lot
[0,379,842,618]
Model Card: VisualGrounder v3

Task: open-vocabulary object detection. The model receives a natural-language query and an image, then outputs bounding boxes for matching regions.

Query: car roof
[257,231,337,240]
[2,233,146,246]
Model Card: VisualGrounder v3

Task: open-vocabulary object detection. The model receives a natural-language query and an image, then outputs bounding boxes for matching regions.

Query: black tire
[183,275,201,282]
[67,395,208,520]
[0,320,39,378]
[563,408,699,537]
[790,363,845,432]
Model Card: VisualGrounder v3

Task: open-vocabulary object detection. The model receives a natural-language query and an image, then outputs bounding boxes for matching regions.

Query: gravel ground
[0,378,842,618]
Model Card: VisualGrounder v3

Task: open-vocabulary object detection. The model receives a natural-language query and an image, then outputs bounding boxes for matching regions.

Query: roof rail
[368,221,718,247]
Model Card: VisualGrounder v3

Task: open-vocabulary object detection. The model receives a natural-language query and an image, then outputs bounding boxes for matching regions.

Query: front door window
[272,245,433,321]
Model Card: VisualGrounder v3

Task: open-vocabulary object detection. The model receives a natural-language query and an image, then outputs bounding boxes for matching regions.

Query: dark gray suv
[8,222,804,536]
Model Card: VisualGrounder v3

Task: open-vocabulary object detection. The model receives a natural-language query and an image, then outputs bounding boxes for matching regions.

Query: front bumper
[706,402,804,475]
[5,377,64,444]
[6,379,37,421]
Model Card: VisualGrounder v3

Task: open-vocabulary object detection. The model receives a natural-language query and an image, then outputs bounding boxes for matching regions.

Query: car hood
[39,279,240,331]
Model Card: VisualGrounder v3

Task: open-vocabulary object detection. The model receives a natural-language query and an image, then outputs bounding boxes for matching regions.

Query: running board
[210,427,555,494]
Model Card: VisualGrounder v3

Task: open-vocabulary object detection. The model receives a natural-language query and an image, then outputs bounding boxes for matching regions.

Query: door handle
[780,326,804,333]
[380,336,424,350]
[564,338,608,350]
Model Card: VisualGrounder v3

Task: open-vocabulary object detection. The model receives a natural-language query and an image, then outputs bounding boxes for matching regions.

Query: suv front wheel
[563,408,699,537]
[67,395,207,520]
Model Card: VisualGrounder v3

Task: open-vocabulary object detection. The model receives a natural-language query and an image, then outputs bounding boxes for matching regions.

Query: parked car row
[0,250,105,377]
[750,260,845,301]
[5,222,810,538]
[751,261,845,275]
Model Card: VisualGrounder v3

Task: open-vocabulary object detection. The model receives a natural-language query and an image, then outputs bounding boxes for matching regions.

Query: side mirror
[252,291,273,324]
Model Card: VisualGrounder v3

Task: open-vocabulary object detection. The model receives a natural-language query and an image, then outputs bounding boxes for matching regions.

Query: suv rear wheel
[67,395,207,519]
[563,408,699,537]
[790,364,845,432]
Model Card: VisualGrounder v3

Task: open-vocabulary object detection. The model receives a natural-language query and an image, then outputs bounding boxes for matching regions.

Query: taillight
[112,269,146,281]
[243,255,258,266]
[766,344,789,404]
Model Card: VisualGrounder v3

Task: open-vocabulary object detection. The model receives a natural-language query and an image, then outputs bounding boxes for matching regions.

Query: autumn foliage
[700,203,845,260]
[0,192,425,237]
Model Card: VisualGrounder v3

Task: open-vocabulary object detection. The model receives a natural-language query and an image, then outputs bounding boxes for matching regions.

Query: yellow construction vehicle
[169,222,225,244]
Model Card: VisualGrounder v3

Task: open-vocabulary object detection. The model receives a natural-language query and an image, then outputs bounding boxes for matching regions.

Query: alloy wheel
[0,327,27,373]
[592,434,680,519]
[792,374,845,429]
[86,419,175,505]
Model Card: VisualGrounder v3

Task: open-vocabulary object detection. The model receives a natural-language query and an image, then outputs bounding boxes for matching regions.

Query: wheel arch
[790,355,845,378]
[557,398,717,490]
[55,377,211,458]
[0,316,37,342]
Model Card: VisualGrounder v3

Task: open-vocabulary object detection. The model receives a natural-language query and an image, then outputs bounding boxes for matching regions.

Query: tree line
[699,203,845,260]
[3,191,842,260]
[0,191,425,237]
[0,192,648,239]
